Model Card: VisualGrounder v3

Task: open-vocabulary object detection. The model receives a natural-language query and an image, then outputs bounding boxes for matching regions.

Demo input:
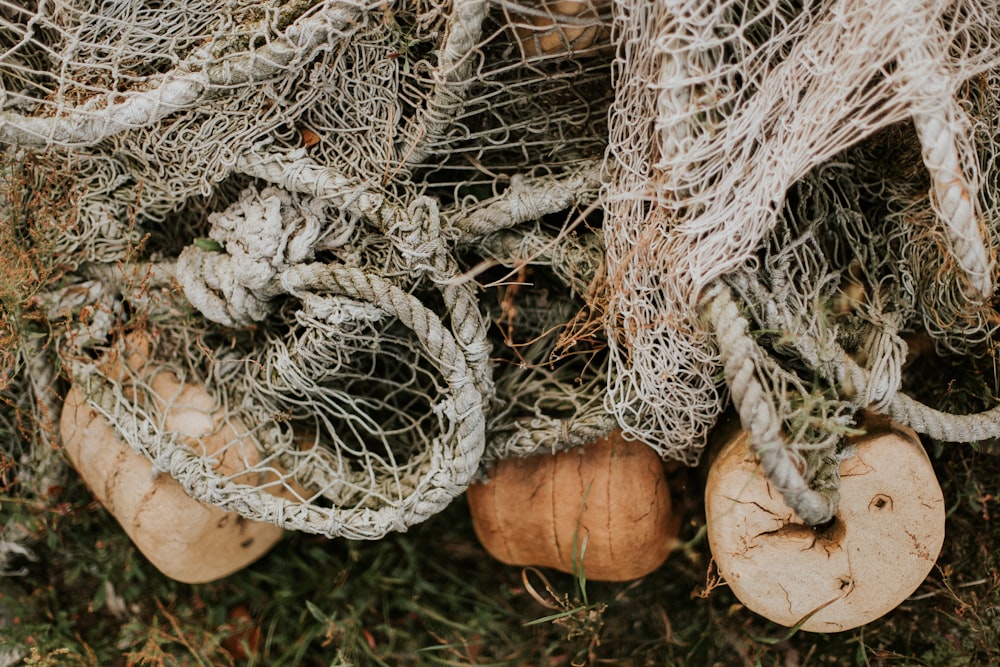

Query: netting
[699,105,1000,524]
[604,0,1000,468]
[0,0,612,218]
[0,0,614,541]
[7,0,1000,552]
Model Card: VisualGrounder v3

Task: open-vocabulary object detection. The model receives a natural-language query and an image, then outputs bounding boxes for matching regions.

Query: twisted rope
[701,282,840,526]
[900,23,994,303]
[454,162,602,239]
[177,185,327,327]
[729,260,1000,445]
[236,148,391,222]
[386,196,494,402]
[488,410,615,459]
[396,0,490,168]
[72,263,489,539]
[0,6,361,147]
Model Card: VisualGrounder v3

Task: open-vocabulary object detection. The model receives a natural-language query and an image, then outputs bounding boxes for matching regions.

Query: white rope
[454,161,602,239]
[72,263,489,539]
[901,19,994,302]
[702,281,841,526]
[396,0,491,167]
[177,186,327,327]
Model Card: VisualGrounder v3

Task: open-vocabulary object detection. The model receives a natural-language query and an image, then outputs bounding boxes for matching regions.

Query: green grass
[2,149,1000,666]
[3,432,1000,666]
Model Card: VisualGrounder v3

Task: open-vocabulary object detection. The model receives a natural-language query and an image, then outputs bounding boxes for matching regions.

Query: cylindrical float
[60,333,289,584]
[705,415,945,632]
[467,430,681,582]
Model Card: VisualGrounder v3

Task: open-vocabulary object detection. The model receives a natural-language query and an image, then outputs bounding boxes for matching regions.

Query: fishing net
[603,0,1000,478]
[0,0,613,540]
[0,0,611,218]
[6,0,1000,549]
[699,93,1000,525]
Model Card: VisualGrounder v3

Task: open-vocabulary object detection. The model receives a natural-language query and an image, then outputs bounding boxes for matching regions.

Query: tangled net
[5,0,1000,555]
[0,0,612,541]
[605,0,1000,521]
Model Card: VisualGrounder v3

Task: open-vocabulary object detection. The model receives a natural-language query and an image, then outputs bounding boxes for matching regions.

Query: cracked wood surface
[704,420,945,632]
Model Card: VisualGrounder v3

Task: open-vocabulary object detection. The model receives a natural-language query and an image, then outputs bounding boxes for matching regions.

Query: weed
[0,154,77,391]
[4,334,1000,665]
[4,153,1000,663]
[1,437,1000,666]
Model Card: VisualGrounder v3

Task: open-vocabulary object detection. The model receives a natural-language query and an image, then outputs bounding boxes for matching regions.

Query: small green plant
[5,340,1000,665]
[522,566,606,664]
[5,460,1000,665]
[519,485,607,665]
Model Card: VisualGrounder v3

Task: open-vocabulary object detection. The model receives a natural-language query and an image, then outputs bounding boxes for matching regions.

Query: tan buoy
[514,0,609,57]
[704,415,945,632]
[60,333,292,584]
[467,430,681,582]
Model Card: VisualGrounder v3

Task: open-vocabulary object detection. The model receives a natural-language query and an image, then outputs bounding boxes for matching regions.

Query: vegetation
[2,149,1000,667]
[0,156,74,393]
[2,418,1000,666]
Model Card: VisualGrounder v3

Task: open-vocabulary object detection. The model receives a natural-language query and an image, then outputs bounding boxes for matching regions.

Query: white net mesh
[604,0,1000,465]
[2,0,614,538]
[0,0,612,217]
[7,0,1000,540]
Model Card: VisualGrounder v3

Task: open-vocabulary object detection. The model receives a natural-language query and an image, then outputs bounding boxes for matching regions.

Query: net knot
[177,185,326,326]
[385,196,451,280]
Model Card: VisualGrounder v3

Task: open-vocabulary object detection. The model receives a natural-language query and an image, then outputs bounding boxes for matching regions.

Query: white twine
[178,185,327,327]
[73,263,490,539]
[0,5,360,147]
[395,0,491,168]
[603,0,1000,463]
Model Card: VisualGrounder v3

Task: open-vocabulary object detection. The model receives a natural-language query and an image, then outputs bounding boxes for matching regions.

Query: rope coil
[71,263,489,539]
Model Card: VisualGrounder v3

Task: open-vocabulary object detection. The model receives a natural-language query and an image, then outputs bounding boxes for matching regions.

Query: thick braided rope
[903,39,994,302]
[71,263,487,539]
[887,391,1000,442]
[817,333,1000,444]
[177,185,329,327]
[702,282,839,526]
[396,0,490,167]
[388,196,494,403]
[246,154,494,394]
[236,149,386,219]
[725,251,1000,443]
[913,107,993,300]
[729,266,1000,444]
[237,149,601,248]
[490,409,615,459]
[280,262,481,385]
[0,6,360,147]
[725,268,906,416]
[281,263,488,516]
[454,162,603,239]
[810,332,1000,444]
[731,269,1000,445]
[897,13,994,302]
[225,155,496,401]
